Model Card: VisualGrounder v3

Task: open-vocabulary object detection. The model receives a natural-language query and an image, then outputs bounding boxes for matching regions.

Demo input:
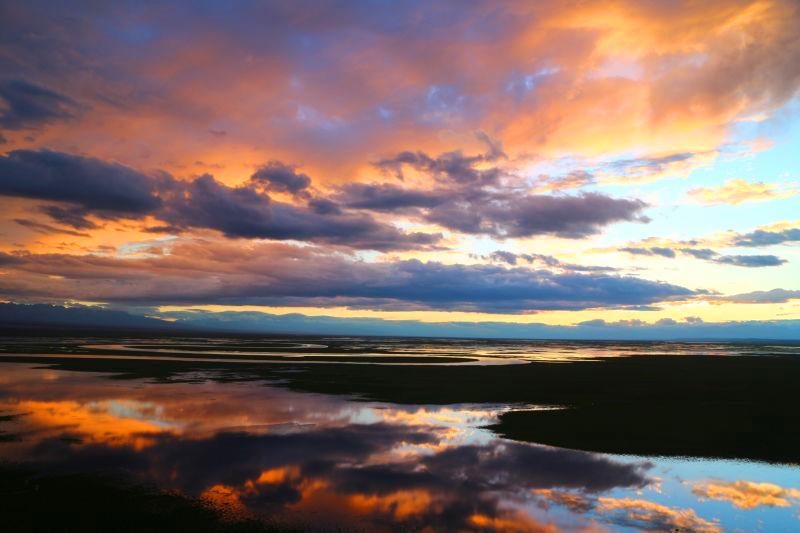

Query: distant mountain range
[1,302,799,341]
[0,303,175,331]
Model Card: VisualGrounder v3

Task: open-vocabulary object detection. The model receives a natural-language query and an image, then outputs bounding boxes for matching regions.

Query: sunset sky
[1,0,799,336]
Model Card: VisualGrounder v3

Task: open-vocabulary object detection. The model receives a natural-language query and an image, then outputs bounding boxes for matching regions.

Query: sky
[0,0,799,338]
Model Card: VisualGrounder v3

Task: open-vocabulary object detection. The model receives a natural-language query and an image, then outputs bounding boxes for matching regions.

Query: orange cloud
[6,1,798,181]
[687,178,799,205]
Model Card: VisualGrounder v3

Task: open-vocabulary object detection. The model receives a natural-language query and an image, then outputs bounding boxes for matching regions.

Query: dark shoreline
[0,463,296,533]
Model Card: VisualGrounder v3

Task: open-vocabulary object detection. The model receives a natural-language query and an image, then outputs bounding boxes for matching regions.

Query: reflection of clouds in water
[533,490,722,532]
[9,363,798,531]
[595,497,721,532]
[693,479,800,510]
[0,364,655,531]
[10,423,652,530]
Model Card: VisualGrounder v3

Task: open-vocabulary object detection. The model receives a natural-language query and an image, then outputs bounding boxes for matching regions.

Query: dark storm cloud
[252,260,693,312]
[0,146,646,246]
[426,192,648,239]
[0,150,162,214]
[0,149,440,251]
[345,144,650,239]
[0,243,696,312]
[249,161,312,195]
[155,175,444,250]
[307,197,342,215]
[337,182,447,211]
[0,79,79,130]
[733,228,800,247]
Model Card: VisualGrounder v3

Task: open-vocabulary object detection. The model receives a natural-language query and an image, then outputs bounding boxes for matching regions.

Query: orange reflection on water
[468,512,562,533]
[348,489,436,520]
[8,363,794,532]
[692,479,800,509]
[2,399,171,450]
[595,497,721,533]
[199,466,437,524]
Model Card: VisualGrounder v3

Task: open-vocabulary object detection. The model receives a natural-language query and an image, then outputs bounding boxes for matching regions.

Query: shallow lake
[2,342,800,532]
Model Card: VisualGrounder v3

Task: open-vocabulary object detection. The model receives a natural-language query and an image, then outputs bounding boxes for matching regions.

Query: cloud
[621,244,787,267]
[686,178,798,205]
[733,228,800,247]
[249,161,311,196]
[5,145,645,250]
[534,170,595,192]
[158,174,438,250]
[0,149,440,251]
[0,149,162,214]
[3,0,800,176]
[713,254,786,268]
[681,248,718,260]
[37,204,99,230]
[489,250,520,265]
[655,318,677,326]
[0,240,696,312]
[13,218,90,237]
[483,250,616,272]
[429,192,647,239]
[337,182,446,211]
[721,288,800,304]
[355,144,651,239]
[620,246,675,258]
[0,145,647,277]
[602,152,708,184]
[375,135,505,186]
[0,79,80,130]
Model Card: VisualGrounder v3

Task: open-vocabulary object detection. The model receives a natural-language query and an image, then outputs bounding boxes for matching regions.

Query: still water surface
[1,359,799,532]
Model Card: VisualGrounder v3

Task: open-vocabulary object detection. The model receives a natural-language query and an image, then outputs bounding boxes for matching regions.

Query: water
[3,336,799,364]
[1,337,799,531]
